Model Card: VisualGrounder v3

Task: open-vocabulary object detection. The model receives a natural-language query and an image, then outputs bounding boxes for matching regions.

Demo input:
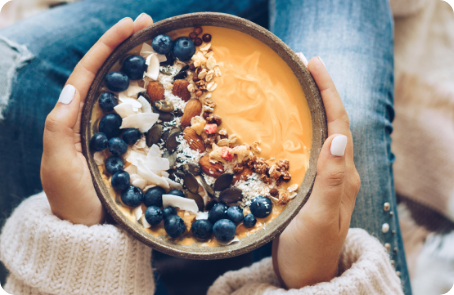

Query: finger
[43,85,81,160]
[67,17,134,101]
[307,134,348,215]
[307,56,353,158]
[133,13,153,33]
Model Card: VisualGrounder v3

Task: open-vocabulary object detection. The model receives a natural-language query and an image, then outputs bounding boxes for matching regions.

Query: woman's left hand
[40,14,154,226]
[272,56,361,289]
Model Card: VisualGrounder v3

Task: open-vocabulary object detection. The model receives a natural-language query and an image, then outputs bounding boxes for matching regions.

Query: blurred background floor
[1,0,454,294]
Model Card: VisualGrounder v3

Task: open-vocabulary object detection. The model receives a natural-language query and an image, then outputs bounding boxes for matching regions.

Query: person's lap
[0,0,411,294]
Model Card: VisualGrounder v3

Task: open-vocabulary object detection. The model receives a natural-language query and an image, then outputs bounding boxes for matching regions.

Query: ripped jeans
[0,0,412,294]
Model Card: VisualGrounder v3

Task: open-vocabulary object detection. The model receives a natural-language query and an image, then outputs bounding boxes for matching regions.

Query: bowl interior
[81,12,327,260]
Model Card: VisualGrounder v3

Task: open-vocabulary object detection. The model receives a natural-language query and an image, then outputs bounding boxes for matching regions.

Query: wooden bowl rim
[81,12,327,260]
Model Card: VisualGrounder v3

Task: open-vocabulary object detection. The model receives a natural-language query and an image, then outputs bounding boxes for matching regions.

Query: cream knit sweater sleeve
[0,193,155,295]
[1,193,403,295]
[207,229,404,295]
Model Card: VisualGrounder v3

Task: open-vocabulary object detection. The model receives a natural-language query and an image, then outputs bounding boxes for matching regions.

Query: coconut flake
[114,103,137,118]
[141,43,167,62]
[124,165,138,175]
[138,95,152,113]
[131,174,147,190]
[120,113,159,133]
[147,144,162,158]
[119,97,142,111]
[164,177,184,190]
[126,151,147,165]
[94,152,105,165]
[143,157,170,171]
[162,194,199,213]
[137,161,169,189]
[133,206,143,221]
[196,212,209,220]
[145,54,160,80]
[217,237,240,245]
[140,214,151,228]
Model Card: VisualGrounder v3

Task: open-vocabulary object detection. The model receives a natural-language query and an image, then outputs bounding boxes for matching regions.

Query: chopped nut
[202,111,211,118]
[196,80,207,90]
[277,159,290,171]
[207,81,217,91]
[254,159,270,175]
[270,188,279,197]
[202,133,216,147]
[193,76,199,82]
[195,90,203,97]
[189,64,196,71]
[281,171,292,181]
[233,163,244,174]
[260,174,272,185]
[206,114,222,125]
[204,99,216,109]
[231,145,251,163]
[190,116,206,135]
[269,165,282,180]
[278,191,290,205]
[218,128,228,139]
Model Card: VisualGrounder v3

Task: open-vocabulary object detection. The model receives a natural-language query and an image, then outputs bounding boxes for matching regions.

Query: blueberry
[89,132,108,151]
[105,156,124,174]
[227,206,244,225]
[168,189,185,198]
[108,137,128,156]
[213,219,236,242]
[145,206,163,226]
[144,186,165,207]
[162,206,177,219]
[164,215,186,238]
[172,37,196,61]
[111,171,130,191]
[122,128,142,145]
[208,203,228,224]
[121,185,143,207]
[105,71,129,92]
[243,214,257,228]
[250,196,273,218]
[191,220,213,240]
[122,55,147,80]
[98,92,118,112]
[152,34,173,55]
[99,113,122,139]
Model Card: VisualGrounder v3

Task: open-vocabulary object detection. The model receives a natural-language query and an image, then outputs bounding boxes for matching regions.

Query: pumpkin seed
[146,124,162,147]
[173,71,188,80]
[219,188,243,204]
[166,131,182,152]
[214,173,234,191]
[182,163,201,176]
[186,191,204,211]
[184,172,199,194]
[159,112,174,122]
[168,169,185,181]
[154,100,174,113]
[163,150,177,168]
[199,175,215,198]
[159,65,173,75]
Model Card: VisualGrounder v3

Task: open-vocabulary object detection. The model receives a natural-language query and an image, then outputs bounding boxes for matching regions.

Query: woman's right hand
[40,14,154,226]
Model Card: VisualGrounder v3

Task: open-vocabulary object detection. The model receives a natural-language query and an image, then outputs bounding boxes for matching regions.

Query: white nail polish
[134,13,145,23]
[296,52,308,67]
[330,135,347,156]
[318,56,326,67]
[58,84,75,105]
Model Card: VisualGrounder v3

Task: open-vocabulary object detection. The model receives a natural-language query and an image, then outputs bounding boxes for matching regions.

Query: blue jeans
[0,0,411,294]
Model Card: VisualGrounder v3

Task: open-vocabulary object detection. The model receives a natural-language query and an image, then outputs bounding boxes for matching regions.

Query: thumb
[42,84,80,161]
[309,134,348,213]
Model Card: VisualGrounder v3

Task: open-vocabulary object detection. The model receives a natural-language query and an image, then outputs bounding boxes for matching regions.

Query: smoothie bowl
[81,12,327,260]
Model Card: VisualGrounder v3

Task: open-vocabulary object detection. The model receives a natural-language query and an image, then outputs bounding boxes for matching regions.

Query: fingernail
[318,56,326,67]
[118,17,131,23]
[330,135,347,157]
[296,52,308,67]
[58,84,75,105]
[134,13,145,23]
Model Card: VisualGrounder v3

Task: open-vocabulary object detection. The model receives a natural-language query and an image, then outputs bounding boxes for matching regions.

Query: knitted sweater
[0,193,404,295]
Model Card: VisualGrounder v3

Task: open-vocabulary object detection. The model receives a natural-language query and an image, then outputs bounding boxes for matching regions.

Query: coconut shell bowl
[81,12,327,260]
